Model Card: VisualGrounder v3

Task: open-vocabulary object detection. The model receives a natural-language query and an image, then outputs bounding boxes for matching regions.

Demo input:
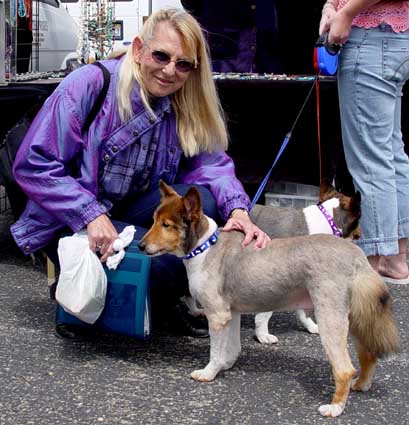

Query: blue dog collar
[183,229,220,260]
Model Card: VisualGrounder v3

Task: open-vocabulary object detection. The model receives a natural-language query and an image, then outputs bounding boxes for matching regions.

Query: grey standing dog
[139,181,399,418]
[250,181,361,342]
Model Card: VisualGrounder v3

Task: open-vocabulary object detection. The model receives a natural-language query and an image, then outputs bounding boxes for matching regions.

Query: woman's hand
[222,209,270,249]
[86,214,118,262]
[319,3,337,35]
[327,9,354,45]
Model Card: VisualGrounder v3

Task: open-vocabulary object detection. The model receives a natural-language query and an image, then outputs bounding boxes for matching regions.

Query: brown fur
[349,274,400,358]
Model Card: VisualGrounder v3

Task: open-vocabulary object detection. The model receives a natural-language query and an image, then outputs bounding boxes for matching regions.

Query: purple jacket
[11,57,250,255]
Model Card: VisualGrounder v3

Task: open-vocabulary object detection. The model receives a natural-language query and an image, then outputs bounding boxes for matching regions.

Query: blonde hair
[117,8,228,156]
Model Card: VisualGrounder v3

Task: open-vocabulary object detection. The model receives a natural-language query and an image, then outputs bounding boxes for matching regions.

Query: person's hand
[327,9,353,45]
[319,3,337,35]
[86,214,118,262]
[222,209,270,249]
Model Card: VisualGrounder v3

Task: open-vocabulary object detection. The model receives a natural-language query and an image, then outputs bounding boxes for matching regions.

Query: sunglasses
[149,48,197,73]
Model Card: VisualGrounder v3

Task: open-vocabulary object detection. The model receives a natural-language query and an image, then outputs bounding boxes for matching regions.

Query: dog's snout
[137,240,146,251]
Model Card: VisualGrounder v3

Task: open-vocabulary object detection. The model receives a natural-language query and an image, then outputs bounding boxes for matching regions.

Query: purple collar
[183,229,220,260]
[317,204,342,237]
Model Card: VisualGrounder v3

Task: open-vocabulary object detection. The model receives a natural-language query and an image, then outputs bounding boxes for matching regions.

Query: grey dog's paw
[191,369,215,382]
[255,332,279,344]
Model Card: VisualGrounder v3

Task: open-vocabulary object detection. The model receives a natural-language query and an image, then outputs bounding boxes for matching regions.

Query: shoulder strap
[81,62,111,134]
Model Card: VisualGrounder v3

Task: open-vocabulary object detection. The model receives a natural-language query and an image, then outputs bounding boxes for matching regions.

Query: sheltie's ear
[339,191,361,219]
[319,178,338,202]
[159,179,178,199]
[183,186,202,223]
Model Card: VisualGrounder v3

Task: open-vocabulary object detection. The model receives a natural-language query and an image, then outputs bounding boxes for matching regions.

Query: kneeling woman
[11,8,269,339]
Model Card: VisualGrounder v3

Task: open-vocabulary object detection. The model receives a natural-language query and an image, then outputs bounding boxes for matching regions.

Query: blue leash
[250,132,292,210]
[249,77,318,210]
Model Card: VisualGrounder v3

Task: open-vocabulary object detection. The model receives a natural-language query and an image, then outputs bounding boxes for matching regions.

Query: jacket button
[104,154,110,161]
[112,145,118,153]
[24,245,30,252]
[133,130,139,137]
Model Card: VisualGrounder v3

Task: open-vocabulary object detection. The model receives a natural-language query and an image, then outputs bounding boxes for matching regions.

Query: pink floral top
[338,0,409,32]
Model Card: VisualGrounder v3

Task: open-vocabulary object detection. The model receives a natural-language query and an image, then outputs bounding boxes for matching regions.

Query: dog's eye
[162,222,170,228]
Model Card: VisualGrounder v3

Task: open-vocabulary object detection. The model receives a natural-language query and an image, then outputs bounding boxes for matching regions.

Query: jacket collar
[129,82,172,117]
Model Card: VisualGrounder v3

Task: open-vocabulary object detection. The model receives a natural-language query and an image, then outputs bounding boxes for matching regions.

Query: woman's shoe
[161,302,209,338]
[55,323,95,341]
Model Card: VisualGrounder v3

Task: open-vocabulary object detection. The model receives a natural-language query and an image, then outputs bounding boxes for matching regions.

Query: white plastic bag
[56,233,107,324]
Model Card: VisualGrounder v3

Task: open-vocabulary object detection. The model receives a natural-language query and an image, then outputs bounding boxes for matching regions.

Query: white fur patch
[318,402,344,417]
[303,198,340,235]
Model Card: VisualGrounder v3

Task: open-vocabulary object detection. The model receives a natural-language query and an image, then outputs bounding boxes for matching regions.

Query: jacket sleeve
[12,67,108,232]
[178,150,250,222]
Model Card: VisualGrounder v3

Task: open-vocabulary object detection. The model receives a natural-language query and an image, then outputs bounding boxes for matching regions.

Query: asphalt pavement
[1,210,408,425]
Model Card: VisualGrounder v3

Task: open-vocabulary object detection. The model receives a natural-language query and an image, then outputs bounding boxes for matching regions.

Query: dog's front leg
[191,312,241,382]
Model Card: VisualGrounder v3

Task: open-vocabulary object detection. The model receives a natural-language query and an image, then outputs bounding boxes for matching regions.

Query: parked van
[61,0,182,49]
[37,0,78,71]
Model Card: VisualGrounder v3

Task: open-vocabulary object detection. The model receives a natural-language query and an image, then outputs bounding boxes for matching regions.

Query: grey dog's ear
[159,179,178,199]
[183,186,202,222]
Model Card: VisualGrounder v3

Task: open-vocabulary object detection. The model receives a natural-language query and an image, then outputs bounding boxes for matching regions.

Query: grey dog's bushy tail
[349,271,400,358]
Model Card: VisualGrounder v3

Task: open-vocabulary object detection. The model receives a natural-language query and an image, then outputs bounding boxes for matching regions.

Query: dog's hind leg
[351,341,377,392]
[254,312,278,344]
[191,312,241,382]
[314,308,356,418]
[296,309,319,334]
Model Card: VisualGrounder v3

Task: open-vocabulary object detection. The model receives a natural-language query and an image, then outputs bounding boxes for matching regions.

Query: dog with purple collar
[250,181,361,343]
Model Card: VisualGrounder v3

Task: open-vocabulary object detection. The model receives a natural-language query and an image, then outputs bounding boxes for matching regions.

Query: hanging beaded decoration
[17,0,26,18]
[76,0,115,63]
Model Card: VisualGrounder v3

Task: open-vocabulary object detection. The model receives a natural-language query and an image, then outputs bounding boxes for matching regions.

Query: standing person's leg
[338,26,407,265]
[377,28,409,282]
